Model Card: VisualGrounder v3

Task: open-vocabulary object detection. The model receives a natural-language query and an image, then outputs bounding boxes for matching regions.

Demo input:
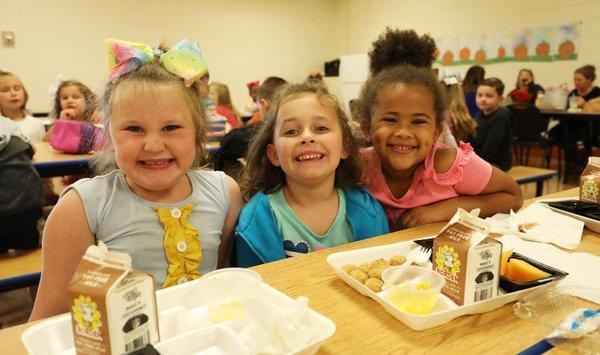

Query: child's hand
[59,108,76,120]
[398,205,443,228]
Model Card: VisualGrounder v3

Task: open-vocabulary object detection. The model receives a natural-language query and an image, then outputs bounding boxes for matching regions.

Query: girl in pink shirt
[358,28,523,231]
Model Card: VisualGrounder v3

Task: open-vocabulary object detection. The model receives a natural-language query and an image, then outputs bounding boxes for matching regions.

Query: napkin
[485,203,584,250]
[498,234,600,304]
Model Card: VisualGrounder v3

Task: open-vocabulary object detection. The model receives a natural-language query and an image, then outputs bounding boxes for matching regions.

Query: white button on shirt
[170,208,182,218]
[176,241,187,253]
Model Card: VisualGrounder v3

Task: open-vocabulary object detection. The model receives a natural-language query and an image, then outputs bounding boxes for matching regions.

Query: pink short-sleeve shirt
[360,142,492,231]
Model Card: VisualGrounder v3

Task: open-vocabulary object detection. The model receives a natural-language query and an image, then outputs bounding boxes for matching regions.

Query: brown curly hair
[368,27,436,76]
[240,81,362,202]
[51,80,97,122]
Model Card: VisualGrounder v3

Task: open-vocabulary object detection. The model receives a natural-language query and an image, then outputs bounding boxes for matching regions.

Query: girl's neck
[2,108,25,120]
[577,85,593,97]
[125,173,192,204]
[283,178,337,208]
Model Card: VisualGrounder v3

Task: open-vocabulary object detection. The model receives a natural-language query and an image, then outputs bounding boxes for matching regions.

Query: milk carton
[433,209,501,306]
[68,242,159,354]
[580,157,600,204]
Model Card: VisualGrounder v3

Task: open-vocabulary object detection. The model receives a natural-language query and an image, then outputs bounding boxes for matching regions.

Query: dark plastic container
[500,252,569,292]
[547,200,600,221]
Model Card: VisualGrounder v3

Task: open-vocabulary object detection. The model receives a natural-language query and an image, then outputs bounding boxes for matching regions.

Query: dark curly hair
[240,81,362,202]
[368,27,437,75]
[359,28,446,128]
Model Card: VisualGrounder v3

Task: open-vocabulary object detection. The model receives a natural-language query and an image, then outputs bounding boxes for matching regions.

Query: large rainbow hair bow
[105,39,209,87]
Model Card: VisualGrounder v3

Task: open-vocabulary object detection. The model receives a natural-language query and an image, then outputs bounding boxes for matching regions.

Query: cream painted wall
[337,0,600,95]
[1,0,341,112]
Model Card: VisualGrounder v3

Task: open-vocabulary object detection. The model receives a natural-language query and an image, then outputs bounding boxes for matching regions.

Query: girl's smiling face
[110,86,197,202]
[267,94,348,186]
[365,85,439,178]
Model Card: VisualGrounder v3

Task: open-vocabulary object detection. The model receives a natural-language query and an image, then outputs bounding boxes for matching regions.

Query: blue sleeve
[235,233,264,267]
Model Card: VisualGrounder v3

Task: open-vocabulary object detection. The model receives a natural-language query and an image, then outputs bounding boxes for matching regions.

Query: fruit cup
[382,266,445,315]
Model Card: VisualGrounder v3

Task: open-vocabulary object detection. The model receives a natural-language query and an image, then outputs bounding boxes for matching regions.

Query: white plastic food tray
[327,238,560,331]
[22,268,335,355]
[536,198,600,233]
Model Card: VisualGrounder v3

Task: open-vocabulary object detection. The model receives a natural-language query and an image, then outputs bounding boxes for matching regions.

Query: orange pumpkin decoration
[497,46,506,58]
[558,40,575,59]
[442,51,454,65]
[536,40,550,57]
[459,47,470,61]
[474,49,486,64]
[514,43,528,60]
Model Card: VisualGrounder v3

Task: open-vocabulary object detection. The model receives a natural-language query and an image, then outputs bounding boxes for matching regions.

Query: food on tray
[500,250,512,275]
[342,254,407,291]
[501,254,550,282]
[364,278,384,292]
[433,208,501,306]
[384,266,445,315]
[390,255,407,265]
[207,299,247,323]
[348,269,368,283]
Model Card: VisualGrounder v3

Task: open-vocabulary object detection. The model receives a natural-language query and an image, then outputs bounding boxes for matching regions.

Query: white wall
[336,0,600,95]
[1,0,342,112]
[3,0,599,112]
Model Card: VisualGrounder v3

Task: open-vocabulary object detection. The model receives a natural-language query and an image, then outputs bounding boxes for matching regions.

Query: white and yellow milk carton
[580,157,600,204]
[68,242,159,354]
[433,209,502,306]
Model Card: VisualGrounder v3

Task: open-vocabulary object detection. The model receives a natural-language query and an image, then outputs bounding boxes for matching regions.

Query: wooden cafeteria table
[0,188,596,353]
[32,142,93,178]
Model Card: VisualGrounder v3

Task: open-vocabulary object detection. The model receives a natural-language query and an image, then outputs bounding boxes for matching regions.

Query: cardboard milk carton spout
[68,242,159,354]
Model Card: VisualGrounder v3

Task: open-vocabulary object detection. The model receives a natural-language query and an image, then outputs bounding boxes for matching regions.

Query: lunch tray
[22,269,335,355]
[327,238,564,331]
[538,198,600,233]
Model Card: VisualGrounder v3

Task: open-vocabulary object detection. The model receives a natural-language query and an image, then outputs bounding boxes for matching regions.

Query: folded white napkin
[498,234,600,304]
[485,203,584,250]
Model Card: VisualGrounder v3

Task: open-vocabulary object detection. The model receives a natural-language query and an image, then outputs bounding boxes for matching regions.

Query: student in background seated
[569,65,600,108]
[0,117,45,253]
[44,80,99,142]
[0,71,45,143]
[514,69,544,106]
[440,73,477,143]
[469,78,515,172]
[209,82,241,129]
[236,81,388,267]
[245,76,287,126]
[30,39,241,320]
[462,65,485,118]
[358,28,522,231]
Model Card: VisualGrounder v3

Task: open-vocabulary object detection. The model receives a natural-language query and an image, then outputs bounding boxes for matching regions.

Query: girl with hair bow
[30,39,241,321]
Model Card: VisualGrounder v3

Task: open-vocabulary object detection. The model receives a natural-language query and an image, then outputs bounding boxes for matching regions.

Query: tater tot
[367,267,384,280]
[342,264,357,274]
[349,269,368,283]
[364,278,384,292]
[370,258,389,269]
[390,255,407,266]
[358,263,371,273]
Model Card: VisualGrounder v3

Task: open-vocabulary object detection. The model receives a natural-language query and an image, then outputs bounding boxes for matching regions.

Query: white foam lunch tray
[536,198,600,233]
[326,238,560,331]
[22,268,335,355]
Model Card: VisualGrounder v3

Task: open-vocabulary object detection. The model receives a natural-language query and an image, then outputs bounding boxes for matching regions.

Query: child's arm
[29,190,95,321]
[217,175,242,268]
[399,150,523,228]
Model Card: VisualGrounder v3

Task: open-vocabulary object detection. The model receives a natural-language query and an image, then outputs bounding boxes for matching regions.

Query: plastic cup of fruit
[382,266,445,315]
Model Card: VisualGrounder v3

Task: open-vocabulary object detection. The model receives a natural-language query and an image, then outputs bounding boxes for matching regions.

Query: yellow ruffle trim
[157,204,202,288]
